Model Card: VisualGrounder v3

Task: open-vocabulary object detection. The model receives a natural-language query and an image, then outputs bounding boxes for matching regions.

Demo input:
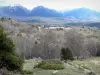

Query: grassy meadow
[16,57,100,75]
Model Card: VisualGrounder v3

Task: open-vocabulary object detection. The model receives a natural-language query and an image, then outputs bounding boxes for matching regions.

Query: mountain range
[0,5,100,21]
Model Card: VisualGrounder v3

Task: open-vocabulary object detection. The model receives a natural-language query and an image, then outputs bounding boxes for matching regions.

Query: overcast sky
[0,0,100,11]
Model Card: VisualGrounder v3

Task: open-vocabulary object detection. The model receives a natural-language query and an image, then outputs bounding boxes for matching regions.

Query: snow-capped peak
[10,4,22,7]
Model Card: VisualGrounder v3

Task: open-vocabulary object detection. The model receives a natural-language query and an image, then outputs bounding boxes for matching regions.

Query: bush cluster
[35,60,64,70]
[21,70,33,74]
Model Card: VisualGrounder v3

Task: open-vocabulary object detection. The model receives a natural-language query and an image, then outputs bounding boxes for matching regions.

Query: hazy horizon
[0,0,100,11]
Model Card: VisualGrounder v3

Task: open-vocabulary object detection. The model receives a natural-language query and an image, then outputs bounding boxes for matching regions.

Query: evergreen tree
[61,47,74,61]
[0,26,24,71]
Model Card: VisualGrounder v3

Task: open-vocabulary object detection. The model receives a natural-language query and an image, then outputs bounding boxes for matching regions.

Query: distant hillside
[88,22,100,28]
[63,8,100,20]
[29,6,62,17]
[0,5,100,21]
[0,5,29,17]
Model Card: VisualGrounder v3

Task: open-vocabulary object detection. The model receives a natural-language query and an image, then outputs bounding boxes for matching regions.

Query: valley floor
[21,57,100,75]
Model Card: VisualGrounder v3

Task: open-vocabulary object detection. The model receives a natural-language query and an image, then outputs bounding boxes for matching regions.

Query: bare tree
[64,30,87,58]
[86,38,98,56]
[42,30,57,59]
